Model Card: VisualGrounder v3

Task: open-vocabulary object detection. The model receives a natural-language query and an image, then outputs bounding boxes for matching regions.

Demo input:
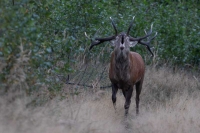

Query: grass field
[0,66,200,133]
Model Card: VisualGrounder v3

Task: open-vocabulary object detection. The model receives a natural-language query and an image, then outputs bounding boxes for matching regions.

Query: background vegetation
[0,0,200,95]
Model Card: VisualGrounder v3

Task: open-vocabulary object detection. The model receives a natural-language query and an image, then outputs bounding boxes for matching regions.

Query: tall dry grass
[0,66,200,133]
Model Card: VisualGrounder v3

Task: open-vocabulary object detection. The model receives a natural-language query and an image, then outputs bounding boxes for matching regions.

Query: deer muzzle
[120,43,125,50]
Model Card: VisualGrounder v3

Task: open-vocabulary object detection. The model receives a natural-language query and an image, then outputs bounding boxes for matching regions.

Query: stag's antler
[139,28,157,56]
[128,21,158,56]
[89,35,116,50]
[110,17,118,36]
[127,16,135,36]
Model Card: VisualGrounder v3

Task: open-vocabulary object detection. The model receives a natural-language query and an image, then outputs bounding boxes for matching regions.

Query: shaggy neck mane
[114,49,129,64]
[114,50,130,82]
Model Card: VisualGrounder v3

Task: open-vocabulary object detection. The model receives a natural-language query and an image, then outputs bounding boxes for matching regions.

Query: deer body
[109,52,145,89]
[109,40,145,114]
[89,17,157,115]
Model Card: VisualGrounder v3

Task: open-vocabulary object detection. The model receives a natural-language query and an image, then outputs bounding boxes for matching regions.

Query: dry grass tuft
[0,66,200,133]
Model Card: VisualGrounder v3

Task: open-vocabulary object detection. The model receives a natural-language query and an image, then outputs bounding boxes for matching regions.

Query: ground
[0,66,200,133]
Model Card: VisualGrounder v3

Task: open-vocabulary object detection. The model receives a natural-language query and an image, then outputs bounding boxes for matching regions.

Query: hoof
[113,103,117,111]
[136,109,139,115]
[125,109,128,116]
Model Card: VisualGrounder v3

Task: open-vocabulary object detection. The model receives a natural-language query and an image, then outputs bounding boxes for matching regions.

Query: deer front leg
[112,83,118,111]
[124,86,133,115]
[136,80,143,115]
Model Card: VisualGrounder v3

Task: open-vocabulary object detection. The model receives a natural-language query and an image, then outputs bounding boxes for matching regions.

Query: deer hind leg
[112,83,118,110]
[135,79,143,115]
[124,86,133,115]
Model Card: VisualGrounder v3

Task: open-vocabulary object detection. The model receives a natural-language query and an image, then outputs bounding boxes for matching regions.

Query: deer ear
[126,37,137,47]
[110,36,118,47]
[129,41,138,47]
[110,40,116,46]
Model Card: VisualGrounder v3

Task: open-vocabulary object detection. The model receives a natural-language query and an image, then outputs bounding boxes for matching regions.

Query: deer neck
[114,51,130,81]
[114,49,129,64]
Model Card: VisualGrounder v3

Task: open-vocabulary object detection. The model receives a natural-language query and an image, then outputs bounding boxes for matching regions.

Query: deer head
[89,17,157,57]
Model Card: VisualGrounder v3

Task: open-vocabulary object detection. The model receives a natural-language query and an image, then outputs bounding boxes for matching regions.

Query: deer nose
[120,46,124,50]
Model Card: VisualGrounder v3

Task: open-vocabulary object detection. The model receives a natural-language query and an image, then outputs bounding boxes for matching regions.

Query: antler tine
[127,16,135,35]
[129,23,154,41]
[110,17,118,36]
[150,23,153,33]
[144,29,147,35]
[143,24,155,40]
[150,32,157,40]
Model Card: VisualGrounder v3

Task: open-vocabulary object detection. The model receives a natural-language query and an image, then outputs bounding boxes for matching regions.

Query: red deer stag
[89,17,157,115]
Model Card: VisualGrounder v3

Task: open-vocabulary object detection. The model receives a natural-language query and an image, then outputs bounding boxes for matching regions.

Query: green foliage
[0,0,199,94]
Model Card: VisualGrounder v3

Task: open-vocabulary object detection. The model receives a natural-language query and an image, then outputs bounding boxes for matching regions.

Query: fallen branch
[66,82,111,89]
